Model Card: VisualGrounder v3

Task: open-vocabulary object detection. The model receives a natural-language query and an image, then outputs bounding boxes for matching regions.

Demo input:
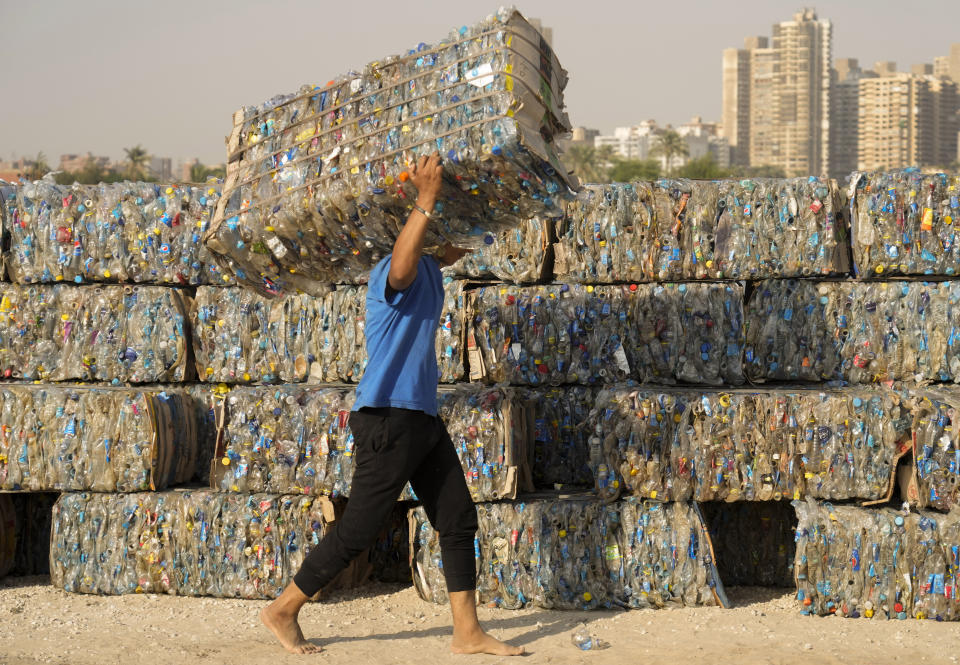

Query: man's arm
[388,153,443,292]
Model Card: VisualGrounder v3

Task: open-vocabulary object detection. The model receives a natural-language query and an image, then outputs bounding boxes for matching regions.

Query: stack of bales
[0,178,214,588]
[7,3,960,623]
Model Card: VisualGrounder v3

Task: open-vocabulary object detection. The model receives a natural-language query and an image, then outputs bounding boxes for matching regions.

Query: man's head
[435,243,470,267]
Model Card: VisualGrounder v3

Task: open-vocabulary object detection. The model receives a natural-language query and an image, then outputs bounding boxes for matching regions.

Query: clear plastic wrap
[554,178,849,282]
[9,177,232,285]
[699,501,796,588]
[204,9,574,295]
[587,387,908,503]
[793,498,960,620]
[211,384,530,502]
[445,217,552,283]
[0,385,197,492]
[192,282,465,384]
[745,279,960,384]
[0,284,191,383]
[49,490,349,599]
[554,183,657,283]
[851,171,960,277]
[410,495,725,610]
[467,282,744,386]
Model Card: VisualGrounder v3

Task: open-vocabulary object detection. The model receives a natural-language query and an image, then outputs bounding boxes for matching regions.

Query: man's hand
[409,153,443,207]
[388,152,444,292]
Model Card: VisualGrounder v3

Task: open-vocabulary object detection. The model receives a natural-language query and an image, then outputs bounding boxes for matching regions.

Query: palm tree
[650,130,689,176]
[24,152,50,180]
[190,161,208,183]
[124,145,150,180]
[563,145,600,183]
[595,145,617,181]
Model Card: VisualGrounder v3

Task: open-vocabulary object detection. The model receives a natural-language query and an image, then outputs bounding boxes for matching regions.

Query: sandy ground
[0,577,957,665]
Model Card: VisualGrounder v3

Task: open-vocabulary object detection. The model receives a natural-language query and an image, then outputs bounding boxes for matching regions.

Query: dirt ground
[0,577,956,665]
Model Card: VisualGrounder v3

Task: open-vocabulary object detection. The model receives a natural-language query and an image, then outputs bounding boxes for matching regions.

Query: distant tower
[721,36,766,166]
[769,9,833,176]
[723,9,833,175]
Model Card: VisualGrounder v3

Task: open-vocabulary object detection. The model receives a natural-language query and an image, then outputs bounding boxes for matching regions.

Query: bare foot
[451,629,524,656]
[260,606,322,655]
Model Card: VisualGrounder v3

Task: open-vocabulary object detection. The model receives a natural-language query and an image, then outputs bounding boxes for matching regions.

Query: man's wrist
[415,195,437,211]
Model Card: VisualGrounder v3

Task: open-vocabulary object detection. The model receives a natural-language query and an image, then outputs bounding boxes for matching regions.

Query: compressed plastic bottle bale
[467,282,744,386]
[192,281,467,384]
[438,385,531,502]
[9,493,57,576]
[49,490,343,599]
[708,177,849,279]
[553,183,657,283]
[649,179,723,280]
[553,178,849,283]
[623,282,745,385]
[0,284,190,383]
[467,284,631,386]
[527,386,595,488]
[192,286,319,384]
[409,495,725,610]
[0,385,197,492]
[212,384,529,502]
[745,280,960,384]
[851,171,960,278]
[312,286,368,383]
[436,280,467,382]
[614,500,724,609]
[908,386,960,511]
[699,501,796,588]
[212,386,356,496]
[204,9,575,296]
[9,177,233,286]
[793,498,960,620]
[587,386,906,503]
[445,217,553,283]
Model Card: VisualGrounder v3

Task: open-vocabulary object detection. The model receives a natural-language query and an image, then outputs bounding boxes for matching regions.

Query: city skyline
[2,0,958,167]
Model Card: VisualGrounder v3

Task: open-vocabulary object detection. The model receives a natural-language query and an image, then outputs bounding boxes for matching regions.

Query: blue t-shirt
[354,254,443,415]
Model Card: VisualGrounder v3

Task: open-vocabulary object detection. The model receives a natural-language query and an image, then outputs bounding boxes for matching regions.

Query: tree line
[14,146,225,185]
[562,130,787,183]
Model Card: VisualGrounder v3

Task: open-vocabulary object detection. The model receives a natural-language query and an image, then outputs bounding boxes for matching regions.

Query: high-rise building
[858,74,937,171]
[748,44,777,169]
[180,158,201,183]
[721,37,765,166]
[950,43,960,82]
[830,59,876,177]
[770,10,833,176]
[912,64,934,76]
[931,78,960,167]
[723,11,832,175]
[935,56,951,79]
[148,157,173,182]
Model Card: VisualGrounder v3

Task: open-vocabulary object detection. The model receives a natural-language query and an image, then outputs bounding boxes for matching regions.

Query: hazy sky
[2,0,958,166]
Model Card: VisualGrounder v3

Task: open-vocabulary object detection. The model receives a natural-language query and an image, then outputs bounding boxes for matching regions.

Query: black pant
[293,407,478,597]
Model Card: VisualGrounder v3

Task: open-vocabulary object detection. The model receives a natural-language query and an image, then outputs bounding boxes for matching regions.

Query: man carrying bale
[260,153,524,657]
